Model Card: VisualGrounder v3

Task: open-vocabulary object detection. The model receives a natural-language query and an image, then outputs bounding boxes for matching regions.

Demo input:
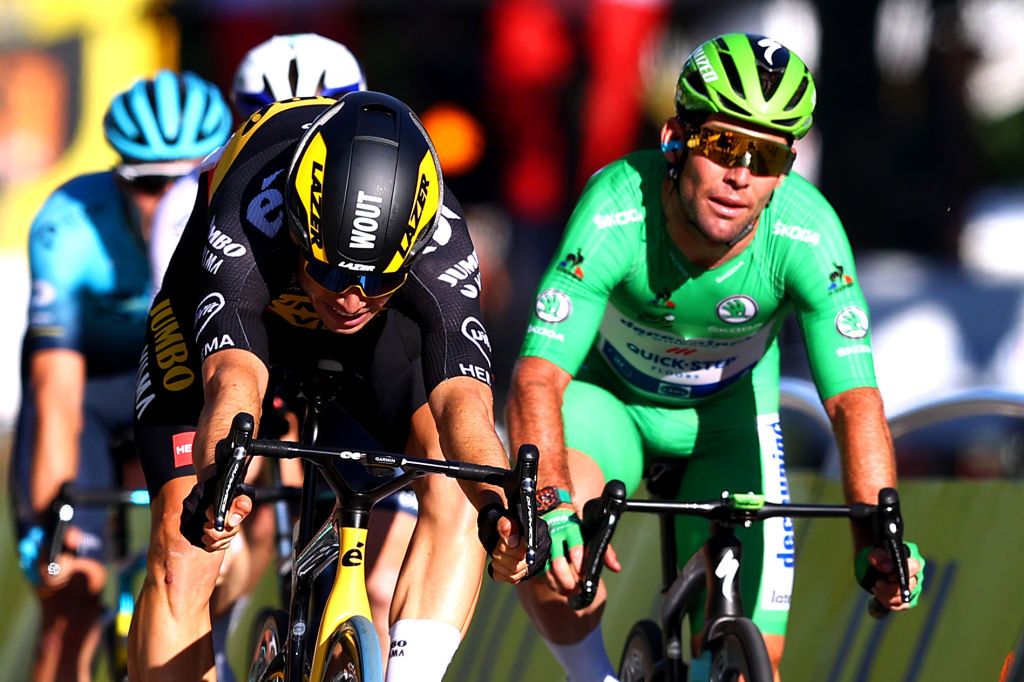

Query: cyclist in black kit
[128,91,537,681]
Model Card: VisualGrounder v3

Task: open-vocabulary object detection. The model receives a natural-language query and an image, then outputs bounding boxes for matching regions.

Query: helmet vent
[288,58,299,96]
[260,75,274,102]
[783,75,810,112]
[144,80,180,144]
[717,96,750,117]
[718,53,746,101]
[760,69,784,101]
[356,104,397,141]
[685,70,708,99]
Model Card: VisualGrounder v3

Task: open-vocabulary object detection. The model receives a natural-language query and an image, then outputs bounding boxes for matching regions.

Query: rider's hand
[855,541,925,612]
[544,505,621,595]
[180,478,254,551]
[20,523,88,591]
[477,503,552,583]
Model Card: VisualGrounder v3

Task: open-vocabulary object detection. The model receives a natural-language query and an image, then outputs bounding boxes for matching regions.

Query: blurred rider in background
[10,70,230,682]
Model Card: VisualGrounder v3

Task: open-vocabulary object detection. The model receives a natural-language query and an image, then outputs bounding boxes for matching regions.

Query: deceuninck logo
[536,289,572,323]
[835,305,869,338]
[716,295,758,324]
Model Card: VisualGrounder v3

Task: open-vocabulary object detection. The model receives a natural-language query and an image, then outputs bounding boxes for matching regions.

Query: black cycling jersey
[134,98,493,494]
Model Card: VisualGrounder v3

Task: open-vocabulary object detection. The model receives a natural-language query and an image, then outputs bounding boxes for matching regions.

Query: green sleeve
[519,159,643,375]
[778,178,878,399]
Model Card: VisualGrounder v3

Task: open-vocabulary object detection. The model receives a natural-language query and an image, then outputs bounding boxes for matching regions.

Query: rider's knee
[146,505,220,599]
[365,564,401,614]
[415,476,475,531]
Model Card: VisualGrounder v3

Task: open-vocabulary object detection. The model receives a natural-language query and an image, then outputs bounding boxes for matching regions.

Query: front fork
[308,510,372,680]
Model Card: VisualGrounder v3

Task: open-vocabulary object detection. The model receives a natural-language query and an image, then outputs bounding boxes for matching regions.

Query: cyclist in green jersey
[500,33,925,680]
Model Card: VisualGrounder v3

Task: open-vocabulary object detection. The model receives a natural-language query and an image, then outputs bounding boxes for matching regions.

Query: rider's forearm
[506,356,574,495]
[825,386,897,548]
[193,349,268,480]
[430,377,509,509]
[29,349,86,515]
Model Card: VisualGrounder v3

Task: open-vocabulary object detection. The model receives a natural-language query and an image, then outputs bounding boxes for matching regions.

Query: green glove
[855,541,925,608]
[542,507,584,570]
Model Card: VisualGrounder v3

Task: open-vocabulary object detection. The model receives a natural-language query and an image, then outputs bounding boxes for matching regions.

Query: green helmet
[675,33,816,140]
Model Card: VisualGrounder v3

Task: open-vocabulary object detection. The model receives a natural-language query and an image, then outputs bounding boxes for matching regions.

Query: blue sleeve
[25,196,94,354]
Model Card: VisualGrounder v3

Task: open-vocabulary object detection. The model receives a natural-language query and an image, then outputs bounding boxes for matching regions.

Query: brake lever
[511,444,539,566]
[45,485,74,577]
[570,479,627,610]
[866,487,911,619]
[213,413,255,531]
[876,487,912,604]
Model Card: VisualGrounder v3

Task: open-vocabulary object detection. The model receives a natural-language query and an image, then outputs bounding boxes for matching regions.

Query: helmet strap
[726,222,754,247]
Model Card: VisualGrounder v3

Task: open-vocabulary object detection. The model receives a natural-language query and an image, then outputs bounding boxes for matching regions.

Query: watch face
[537,486,568,514]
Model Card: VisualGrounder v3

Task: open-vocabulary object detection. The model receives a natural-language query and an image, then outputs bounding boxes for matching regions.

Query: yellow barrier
[0,0,179,251]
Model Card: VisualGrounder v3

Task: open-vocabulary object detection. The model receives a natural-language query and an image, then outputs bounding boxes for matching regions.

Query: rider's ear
[660,118,687,166]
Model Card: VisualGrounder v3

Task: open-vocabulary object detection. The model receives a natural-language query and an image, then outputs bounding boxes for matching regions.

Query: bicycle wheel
[317,615,384,682]
[707,618,773,682]
[618,619,666,682]
[248,608,289,682]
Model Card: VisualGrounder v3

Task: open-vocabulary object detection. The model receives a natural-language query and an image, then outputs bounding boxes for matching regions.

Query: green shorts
[562,365,793,636]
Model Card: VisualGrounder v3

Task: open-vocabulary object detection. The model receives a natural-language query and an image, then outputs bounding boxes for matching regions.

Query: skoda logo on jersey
[461,317,492,366]
[716,295,758,324]
[536,289,572,323]
[835,305,869,339]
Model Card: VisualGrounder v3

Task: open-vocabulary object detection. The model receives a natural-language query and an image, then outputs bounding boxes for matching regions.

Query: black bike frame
[214,367,540,682]
[574,483,912,681]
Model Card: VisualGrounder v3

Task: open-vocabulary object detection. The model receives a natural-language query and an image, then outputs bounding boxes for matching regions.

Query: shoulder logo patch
[835,305,869,339]
[536,289,572,323]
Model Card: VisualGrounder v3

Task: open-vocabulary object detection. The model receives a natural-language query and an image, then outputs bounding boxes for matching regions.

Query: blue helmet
[103,70,232,162]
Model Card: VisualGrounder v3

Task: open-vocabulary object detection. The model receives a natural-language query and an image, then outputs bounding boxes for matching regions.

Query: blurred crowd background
[2,2,1024,679]
[1,0,1023,450]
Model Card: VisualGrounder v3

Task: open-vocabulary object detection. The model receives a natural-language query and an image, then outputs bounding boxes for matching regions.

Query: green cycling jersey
[520,149,877,405]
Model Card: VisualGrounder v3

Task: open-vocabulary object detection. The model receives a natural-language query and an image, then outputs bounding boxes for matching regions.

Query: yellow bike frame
[308,524,373,680]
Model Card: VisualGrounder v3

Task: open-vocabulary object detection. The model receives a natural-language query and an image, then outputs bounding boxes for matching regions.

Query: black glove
[180,478,255,549]
[477,503,552,580]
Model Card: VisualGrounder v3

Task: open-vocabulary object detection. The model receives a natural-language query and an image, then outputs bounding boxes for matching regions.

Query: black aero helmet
[285,91,443,275]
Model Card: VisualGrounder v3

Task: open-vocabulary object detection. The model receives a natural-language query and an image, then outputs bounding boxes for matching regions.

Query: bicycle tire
[317,615,384,682]
[618,619,666,682]
[707,618,773,682]
[247,608,289,682]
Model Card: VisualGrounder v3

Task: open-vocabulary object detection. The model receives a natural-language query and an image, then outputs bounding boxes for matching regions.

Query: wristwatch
[537,486,572,515]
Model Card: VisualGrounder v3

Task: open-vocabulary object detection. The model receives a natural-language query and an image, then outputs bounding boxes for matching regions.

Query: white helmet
[231,33,366,119]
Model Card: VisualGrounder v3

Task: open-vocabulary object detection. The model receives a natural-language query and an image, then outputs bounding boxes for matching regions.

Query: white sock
[384,619,462,682]
[543,626,619,682]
